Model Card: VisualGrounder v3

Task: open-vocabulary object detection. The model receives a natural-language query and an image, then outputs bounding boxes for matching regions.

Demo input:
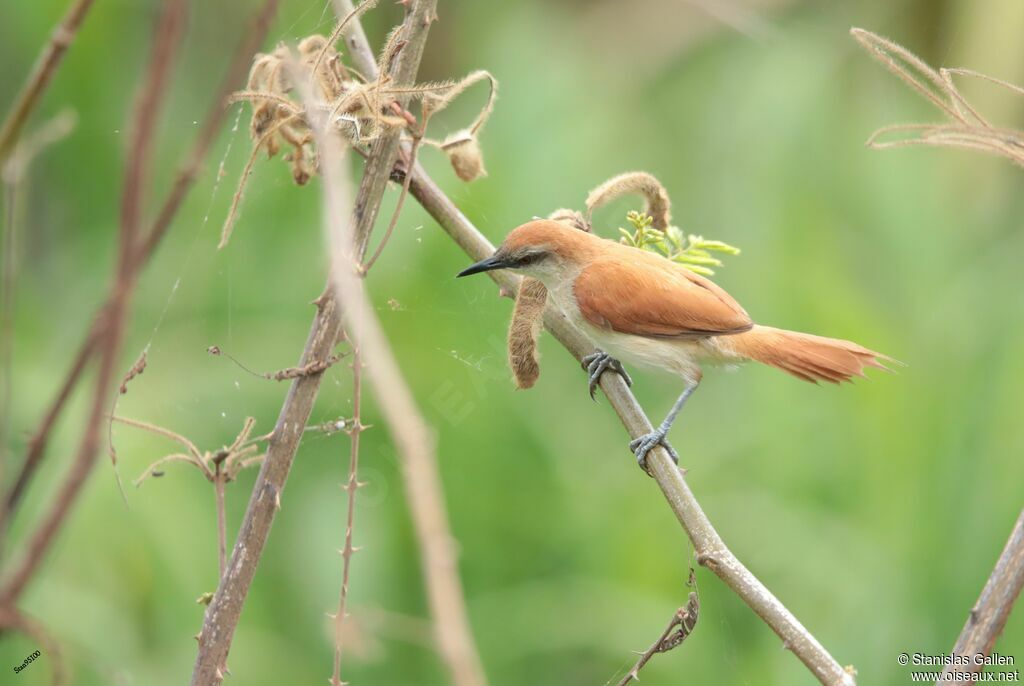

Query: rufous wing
[573,258,753,338]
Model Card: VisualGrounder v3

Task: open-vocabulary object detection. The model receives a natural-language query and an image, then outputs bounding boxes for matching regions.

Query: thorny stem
[0,0,187,608]
[938,509,1024,683]
[190,3,438,683]
[617,600,696,686]
[331,348,362,686]
[334,6,491,686]
[1,0,281,539]
[0,0,96,164]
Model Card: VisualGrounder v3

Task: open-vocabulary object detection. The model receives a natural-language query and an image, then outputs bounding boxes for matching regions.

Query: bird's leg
[581,350,632,400]
[630,380,699,474]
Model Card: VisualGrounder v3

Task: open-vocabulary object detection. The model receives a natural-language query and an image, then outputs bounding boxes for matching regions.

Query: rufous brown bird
[458,219,892,470]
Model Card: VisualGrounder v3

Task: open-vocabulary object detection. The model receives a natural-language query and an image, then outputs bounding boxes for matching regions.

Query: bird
[457,219,893,471]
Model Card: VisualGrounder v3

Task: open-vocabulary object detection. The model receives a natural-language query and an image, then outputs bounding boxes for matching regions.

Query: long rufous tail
[727,325,893,384]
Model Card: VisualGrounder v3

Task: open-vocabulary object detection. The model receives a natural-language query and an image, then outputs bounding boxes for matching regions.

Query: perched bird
[458,219,892,470]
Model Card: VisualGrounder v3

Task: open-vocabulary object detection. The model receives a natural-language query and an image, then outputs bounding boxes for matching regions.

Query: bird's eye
[515,251,546,267]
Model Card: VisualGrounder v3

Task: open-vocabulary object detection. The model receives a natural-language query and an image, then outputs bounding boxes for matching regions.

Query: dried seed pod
[508,278,547,389]
[505,208,591,389]
[586,171,672,230]
[442,130,486,182]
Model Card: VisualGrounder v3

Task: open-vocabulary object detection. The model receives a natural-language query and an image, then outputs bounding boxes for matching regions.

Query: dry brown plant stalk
[329,347,364,686]
[938,509,1024,684]
[2,0,281,538]
[0,0,96,163]
[307,55,488,686]
[0,0,187,609]
[851,28,1024,167]
[190,3,446,683]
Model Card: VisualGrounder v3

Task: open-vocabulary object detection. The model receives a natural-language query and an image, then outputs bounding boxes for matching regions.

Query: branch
[341,3,858,674]
[0,0,187,607]
[190,3,438,682]
[938,508,1024,683]
[617,584,699,686]
[331,349,363,686]
[403,169,857,686]
[0,0,96,163]
[1,0,281,536]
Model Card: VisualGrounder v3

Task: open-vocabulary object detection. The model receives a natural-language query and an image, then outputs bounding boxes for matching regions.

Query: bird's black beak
[456,254,511,278]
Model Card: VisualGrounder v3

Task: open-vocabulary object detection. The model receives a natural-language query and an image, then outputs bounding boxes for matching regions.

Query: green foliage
[618,210,740,276]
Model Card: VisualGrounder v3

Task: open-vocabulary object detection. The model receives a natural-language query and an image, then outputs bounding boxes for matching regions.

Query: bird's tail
[725,325,893,384]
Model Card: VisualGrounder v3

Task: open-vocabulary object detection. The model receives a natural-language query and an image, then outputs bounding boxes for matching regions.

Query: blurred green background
[2,0,1023,684]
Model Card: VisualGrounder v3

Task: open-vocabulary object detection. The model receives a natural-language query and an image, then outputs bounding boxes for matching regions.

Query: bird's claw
[581,351,632,400]
[629,429,678,474]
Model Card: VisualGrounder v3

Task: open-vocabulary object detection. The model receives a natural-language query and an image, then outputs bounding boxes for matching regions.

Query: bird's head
[456,220,594,283]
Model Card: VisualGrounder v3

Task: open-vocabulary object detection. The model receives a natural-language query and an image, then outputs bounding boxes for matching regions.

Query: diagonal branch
[190,2,438,683]
[0,0,96,163]
[403,165,858,686]
[335,17,859,679]
[1,0,281,538]
[938,508,1024,683]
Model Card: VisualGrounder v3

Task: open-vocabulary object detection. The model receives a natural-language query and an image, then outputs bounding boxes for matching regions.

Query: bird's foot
[581,351,632,400]
[629,429,678,474]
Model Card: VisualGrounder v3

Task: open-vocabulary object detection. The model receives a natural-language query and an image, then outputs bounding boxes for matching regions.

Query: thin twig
[190,4,437,683]
[333,7,491,686]
[617,585,699,686]
[0,0,187,608]
[851,27,1024,168]
[1,0,280,537]
[0,0,96,163]
[331,348,363,686]
[938,509,1024,683]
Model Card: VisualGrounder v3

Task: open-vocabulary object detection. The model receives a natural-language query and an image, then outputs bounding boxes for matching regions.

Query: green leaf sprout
[618,210,740,276]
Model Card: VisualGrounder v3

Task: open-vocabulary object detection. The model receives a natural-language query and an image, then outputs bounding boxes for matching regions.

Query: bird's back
[572,241,753,339]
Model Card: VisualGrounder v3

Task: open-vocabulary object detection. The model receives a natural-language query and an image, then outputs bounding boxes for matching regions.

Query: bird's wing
[573,256,753,338]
